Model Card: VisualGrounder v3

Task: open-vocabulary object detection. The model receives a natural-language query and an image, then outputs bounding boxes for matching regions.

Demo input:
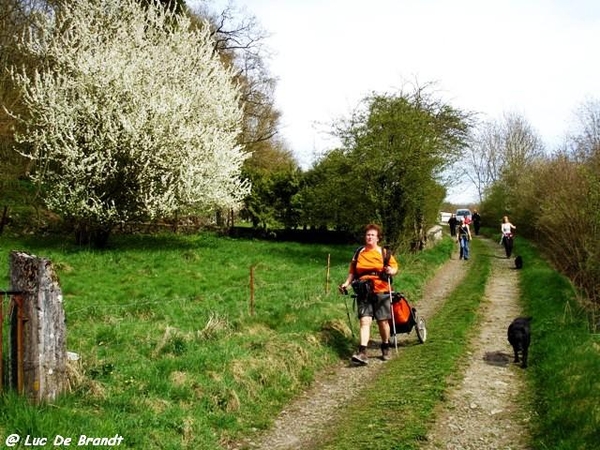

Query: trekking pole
[339,286,355,338]
[388,275,398,354]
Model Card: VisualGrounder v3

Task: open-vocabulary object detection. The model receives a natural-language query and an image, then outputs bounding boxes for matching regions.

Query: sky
[189,0,600,203]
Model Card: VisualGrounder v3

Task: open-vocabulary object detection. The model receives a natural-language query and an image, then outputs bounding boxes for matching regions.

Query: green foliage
[516,238,600,449]
[240,166,302,229]
[297,149,361,231]
[301,85,471,248]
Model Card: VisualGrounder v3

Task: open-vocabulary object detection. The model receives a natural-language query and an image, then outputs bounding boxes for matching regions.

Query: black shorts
[357,292,391,321]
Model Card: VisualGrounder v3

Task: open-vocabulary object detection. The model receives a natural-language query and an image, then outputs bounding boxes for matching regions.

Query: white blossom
[8,0,250,226]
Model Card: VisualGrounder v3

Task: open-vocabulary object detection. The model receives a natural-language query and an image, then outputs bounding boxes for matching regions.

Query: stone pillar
[9,251,67,403]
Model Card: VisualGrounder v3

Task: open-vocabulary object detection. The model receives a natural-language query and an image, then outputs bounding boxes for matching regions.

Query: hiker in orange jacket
[339,223,398,365]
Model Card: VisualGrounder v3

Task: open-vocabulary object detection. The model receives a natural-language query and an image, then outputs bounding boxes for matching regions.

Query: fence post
[326,254,331,294]
[0,294,3,393]
[9,251,67,403]
[249,265,255,316]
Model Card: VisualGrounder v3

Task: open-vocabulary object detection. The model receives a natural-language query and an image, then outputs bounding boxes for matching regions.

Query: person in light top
[501,216,517,258]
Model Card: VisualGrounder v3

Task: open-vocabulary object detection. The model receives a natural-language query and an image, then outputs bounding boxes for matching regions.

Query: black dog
[514,255,523,269]
[507,317,532,368]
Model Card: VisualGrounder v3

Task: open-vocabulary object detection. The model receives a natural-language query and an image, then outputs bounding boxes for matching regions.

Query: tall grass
[0,233,455,449]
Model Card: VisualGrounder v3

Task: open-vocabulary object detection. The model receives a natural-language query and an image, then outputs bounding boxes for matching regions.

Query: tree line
[0,0,470,251]
[466,104,600,309]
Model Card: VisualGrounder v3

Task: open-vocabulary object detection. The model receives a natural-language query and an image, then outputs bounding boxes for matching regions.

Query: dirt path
[421,238,533,449]
[233,237,532,450]
[235,243,470,450]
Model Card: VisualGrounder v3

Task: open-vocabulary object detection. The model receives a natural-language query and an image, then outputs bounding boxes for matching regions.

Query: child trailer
[389,292,427,346]
[341,286,427,346]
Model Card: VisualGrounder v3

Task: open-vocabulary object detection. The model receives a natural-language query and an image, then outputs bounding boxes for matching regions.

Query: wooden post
[249,265,255,316]
[326,254,331,294]
[0,205,8,235]
[0,294,3,393]
[9,251,67,403]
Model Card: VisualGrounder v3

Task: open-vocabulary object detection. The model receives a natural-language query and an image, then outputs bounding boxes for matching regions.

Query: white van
[456,208,472,222]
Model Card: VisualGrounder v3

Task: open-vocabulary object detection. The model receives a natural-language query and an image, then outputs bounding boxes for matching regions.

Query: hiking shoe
[351,351,368,365]
[381,344,391,361]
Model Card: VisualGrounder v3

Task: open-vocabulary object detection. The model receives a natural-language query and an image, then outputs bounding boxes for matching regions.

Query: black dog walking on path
[507,317,532,368]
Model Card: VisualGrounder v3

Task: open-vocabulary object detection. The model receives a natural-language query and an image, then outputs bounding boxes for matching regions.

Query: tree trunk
[9,251,67,403]
[0,206,8,235]
[74,223,112,248]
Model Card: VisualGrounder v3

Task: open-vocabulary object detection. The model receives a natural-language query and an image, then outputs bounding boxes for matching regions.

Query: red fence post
[14,294,25,394]
[0,291,25,394]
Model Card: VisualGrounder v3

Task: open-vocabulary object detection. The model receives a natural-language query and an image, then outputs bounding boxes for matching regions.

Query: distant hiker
[339,224,398,365]
[472,210,482,235]
[448,214,458,237]
[501,216,517,258]
[457,217,472,260]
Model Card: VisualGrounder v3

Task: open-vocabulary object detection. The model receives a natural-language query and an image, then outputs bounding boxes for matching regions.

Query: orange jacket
[350,246,398,293]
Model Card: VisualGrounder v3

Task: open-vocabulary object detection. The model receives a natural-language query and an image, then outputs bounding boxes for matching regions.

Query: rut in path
[421,238,533,450]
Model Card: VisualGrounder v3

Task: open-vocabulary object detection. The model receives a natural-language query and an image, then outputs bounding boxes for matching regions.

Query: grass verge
[515,238,600,449]
[318,238,491,450]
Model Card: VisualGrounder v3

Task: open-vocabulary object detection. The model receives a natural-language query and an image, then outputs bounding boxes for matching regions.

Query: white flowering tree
[8,0,249,246]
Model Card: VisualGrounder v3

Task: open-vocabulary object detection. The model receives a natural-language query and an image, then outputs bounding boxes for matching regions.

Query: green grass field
[0,233,452,449]
[1,232,598,449]
[514,237,600,450]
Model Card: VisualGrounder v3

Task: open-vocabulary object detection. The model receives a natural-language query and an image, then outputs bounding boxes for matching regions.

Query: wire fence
[64,258,352,320]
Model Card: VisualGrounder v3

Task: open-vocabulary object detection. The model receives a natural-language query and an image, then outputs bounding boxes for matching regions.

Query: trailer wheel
[415,316,427,343]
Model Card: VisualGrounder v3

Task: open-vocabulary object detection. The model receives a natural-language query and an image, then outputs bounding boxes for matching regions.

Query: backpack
[351,245,393,283]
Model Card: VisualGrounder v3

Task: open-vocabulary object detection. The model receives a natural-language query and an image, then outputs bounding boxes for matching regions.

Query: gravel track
[421,238,533,449]
[230,237,533,450]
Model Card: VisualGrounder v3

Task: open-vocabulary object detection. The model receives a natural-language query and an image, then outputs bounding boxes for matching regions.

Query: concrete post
[9,251,67,403]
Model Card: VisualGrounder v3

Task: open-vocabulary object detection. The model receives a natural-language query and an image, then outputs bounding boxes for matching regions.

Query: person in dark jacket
[472,210,481,235]
[448,214,458,237]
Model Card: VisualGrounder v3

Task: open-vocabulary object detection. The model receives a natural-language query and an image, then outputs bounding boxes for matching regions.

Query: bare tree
[465,112,544,202]
[569,98,600,163]
[464,120,504,202]
[191,2,282,150]
[501,112,545,179]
